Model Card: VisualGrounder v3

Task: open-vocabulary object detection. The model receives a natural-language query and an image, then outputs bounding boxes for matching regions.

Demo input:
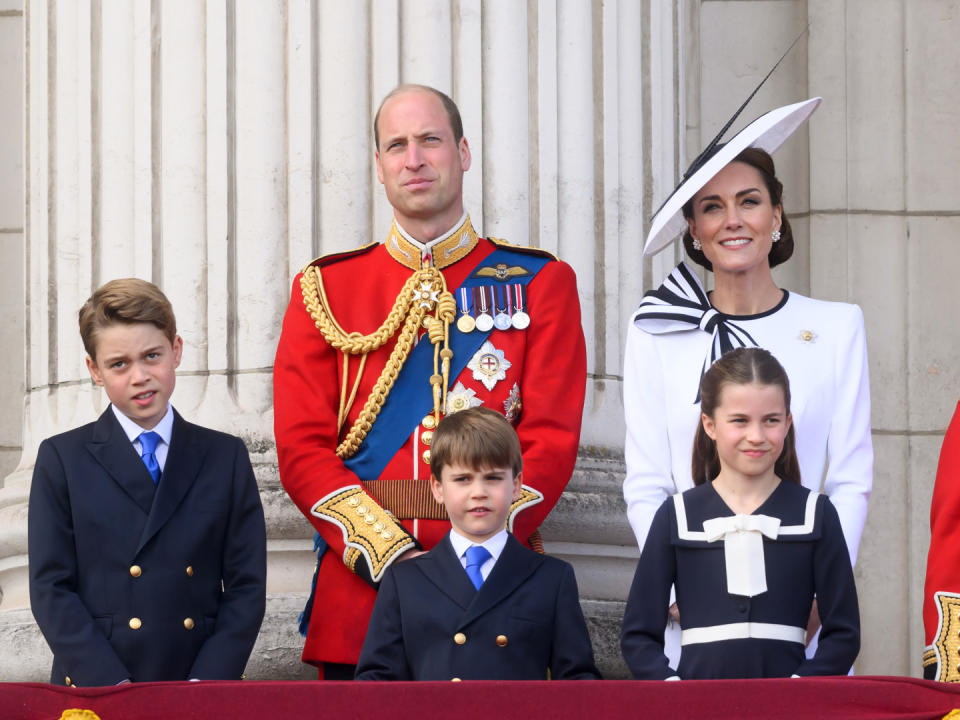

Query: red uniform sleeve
[273,275,416,586]
[507,259,587,543]
[922,401,960,680]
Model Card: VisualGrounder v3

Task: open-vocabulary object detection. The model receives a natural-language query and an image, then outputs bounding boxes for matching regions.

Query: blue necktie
[138,431,161,485]
[464,545,491,590]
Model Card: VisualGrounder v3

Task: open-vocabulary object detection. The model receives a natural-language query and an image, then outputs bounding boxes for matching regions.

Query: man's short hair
[373,84,464,150]
[430,407,522,479]
[79,278,178,360]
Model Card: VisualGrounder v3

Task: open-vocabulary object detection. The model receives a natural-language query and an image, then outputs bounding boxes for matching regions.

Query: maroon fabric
[4,677,960,720]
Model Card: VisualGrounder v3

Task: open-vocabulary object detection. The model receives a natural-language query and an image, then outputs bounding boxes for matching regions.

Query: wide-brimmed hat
[643,96,821,257]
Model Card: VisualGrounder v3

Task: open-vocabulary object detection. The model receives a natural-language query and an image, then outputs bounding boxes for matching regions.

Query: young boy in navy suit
[28,279,267,686]
[355,407,600,681]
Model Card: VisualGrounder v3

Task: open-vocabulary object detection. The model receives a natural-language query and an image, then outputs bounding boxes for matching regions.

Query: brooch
[468,341,512,391]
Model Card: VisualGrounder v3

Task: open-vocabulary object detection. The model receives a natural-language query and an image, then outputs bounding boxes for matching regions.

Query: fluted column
[3,0,683,680]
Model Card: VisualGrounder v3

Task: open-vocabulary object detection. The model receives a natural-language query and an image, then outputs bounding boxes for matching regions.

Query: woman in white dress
[623,99,872,665]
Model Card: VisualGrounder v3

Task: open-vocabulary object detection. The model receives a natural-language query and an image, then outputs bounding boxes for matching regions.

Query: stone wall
[0,0,958,682]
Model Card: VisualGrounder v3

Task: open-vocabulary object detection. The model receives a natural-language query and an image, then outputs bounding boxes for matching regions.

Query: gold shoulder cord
[300,261,456,459]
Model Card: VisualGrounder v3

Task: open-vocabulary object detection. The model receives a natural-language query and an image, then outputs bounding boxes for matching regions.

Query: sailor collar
[386,213,480,271]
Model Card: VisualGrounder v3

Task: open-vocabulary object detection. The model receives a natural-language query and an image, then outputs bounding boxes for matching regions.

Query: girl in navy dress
[621,348,859,679]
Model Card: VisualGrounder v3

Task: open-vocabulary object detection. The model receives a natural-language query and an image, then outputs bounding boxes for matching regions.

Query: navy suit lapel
[85,409,156,515]
[136,410,206,553]
[458,534,543,629]
[416,534,477,611]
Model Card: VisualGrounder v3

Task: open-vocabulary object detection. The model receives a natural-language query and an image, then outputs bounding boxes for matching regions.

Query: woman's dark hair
[681,146,794,271]
[691,347,801,486]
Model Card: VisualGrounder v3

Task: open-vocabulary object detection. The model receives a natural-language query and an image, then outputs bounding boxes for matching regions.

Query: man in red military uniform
[273,84,587,678]
[923,400,960,681]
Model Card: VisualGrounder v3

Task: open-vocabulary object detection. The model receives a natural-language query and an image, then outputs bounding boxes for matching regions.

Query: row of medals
[455,285,530,334]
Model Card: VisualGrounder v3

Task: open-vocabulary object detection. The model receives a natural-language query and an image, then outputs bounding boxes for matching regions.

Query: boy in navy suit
[28,279,267,686]
[355,407,600,681]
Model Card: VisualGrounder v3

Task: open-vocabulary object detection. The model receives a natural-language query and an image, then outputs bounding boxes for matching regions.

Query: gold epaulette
[300,241,379,274]
[932,591,960,682]
[506,485,545,533]
[487,237,558,261]
[311,486,416,583]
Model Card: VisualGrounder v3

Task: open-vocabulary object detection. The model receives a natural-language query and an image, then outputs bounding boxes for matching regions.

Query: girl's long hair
[691,347,801,486]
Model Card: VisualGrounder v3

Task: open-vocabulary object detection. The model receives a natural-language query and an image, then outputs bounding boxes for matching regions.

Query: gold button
[422,415,437,429]
[421,430,433,446]
[373,522,385,532]
[186,566,194,577]
[451,677,462,682]
[65,676,71,685]
[347,496,360,507]
[184,618,195,630]
[422,450,431,464]
[357,505,368,516]
[496,634,508,647]
[364,515,376,525]
[129,565,142,578]
[454,632,466,645]
[381,531,394,540]
[129,617,142,630]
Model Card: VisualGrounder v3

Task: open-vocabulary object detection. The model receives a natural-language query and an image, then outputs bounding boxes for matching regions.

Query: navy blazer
[28,407,266,686]
[355,533,600,681]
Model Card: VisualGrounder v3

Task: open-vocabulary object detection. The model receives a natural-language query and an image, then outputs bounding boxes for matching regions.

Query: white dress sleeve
[623,320,678,549]
[822,303,873,564]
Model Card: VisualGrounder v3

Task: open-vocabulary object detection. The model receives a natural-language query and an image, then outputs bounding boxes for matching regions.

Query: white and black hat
[643,26,819,258]
[643,97,821,258]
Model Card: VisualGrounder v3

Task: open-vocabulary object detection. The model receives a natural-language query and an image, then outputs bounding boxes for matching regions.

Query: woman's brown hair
[682,146,794,271]
[691,347,801,486]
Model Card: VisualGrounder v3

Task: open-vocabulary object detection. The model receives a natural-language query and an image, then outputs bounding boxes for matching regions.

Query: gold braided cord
[300,260,456,460]
[301,265,418,354]
[337,353,368,432]
[335,303,427,458]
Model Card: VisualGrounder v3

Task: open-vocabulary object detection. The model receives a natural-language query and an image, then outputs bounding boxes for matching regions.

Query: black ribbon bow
[632,263,760,402]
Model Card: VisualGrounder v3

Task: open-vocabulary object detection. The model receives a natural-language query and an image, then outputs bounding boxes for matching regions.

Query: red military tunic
[923,400,960,681]
[273,216,587,667]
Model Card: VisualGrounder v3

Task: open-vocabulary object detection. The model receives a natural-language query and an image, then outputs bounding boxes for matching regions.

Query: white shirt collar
[394,211,468,262]
[111,403,174,446]
[448,527,509,564]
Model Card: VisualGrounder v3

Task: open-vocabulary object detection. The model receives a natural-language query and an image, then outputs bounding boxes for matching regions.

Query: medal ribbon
[458,287,473,316]
[513,283,526,313]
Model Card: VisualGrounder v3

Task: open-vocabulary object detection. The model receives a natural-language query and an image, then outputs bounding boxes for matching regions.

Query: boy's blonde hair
[430,407,522,478]
[78,278,177,360]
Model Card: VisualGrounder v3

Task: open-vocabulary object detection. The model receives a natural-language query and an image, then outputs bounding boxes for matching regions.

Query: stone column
[1,0,683,680]
[688,0,960,676]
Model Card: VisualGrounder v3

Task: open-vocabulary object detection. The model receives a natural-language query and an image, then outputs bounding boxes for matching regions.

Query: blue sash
[343,247,550,480]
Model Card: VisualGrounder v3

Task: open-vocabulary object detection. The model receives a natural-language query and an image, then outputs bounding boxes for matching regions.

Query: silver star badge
[446,382,483,415]
[468,340,511,391]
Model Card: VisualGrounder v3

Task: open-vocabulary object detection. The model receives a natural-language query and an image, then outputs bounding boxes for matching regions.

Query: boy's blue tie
[464,545,491,590]
[138,431,161,484]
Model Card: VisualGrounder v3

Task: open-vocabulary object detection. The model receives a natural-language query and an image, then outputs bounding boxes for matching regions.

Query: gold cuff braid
[933,592,960,682]
[506,485,545,533]
[311,486,415,582]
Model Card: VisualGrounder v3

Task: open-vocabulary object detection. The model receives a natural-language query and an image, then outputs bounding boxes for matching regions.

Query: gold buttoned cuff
[311,485,415,582]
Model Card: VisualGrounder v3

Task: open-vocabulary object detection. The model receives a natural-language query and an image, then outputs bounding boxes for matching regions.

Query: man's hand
[668,602,681,626]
